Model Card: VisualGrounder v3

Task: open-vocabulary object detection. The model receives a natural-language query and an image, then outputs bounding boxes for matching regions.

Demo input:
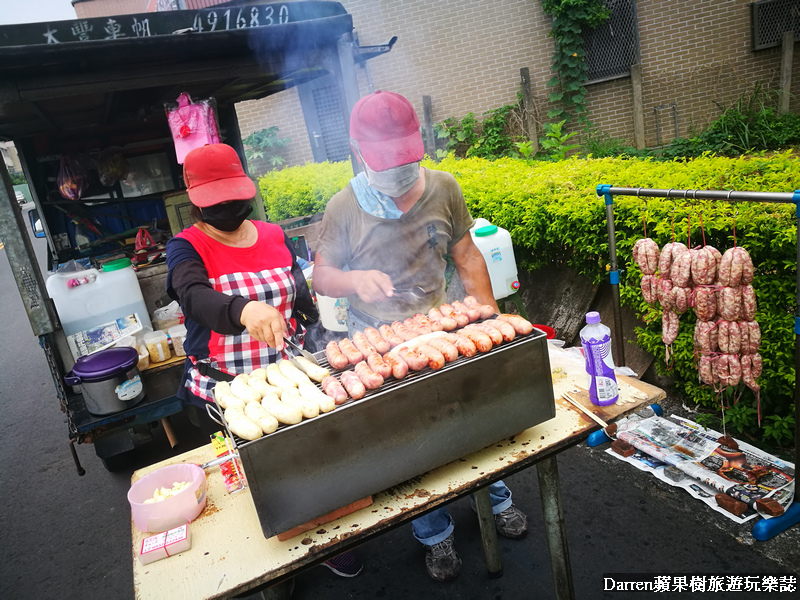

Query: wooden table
[132,346,665,600]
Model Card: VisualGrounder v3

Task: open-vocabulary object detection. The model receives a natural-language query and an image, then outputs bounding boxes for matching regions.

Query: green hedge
[429,152,797,448]
[259,152,798,447]
[258,161,352,221]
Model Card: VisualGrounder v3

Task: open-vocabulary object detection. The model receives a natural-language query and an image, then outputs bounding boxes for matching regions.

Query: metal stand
[596,184,800,541]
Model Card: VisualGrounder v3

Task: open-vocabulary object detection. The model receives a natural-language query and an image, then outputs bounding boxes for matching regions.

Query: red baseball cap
[183,144,256,207]
[349,91,424,172]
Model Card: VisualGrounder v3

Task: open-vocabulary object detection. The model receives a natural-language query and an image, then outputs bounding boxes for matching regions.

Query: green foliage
[762,411,795,446]
[257,160,351,221]
[515,140,535,159]
[435,105,524,161]
[467,105,517,159]
[540,0,610,124]
[425,151,798,449]
[243,126,290,168]
[9,172,27,186]
[539,120,581,160]
[433,113,478,159]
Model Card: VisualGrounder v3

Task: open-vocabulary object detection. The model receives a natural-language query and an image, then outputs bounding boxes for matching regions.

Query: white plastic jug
[470,220,520,300]
[46,258,153,336]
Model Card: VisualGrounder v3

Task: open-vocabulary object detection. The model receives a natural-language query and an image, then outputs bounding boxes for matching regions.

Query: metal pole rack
[596,184,800,541]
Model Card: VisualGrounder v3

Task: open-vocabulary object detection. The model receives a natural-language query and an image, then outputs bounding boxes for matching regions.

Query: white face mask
[363,161,420,197]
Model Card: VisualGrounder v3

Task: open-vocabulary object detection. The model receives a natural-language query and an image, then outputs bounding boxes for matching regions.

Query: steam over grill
[214,329,556,539]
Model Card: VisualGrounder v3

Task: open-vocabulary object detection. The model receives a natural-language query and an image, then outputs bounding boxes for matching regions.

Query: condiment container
[317,293,349,332]
[168,324,187,357]
[144,330,171,363]
[128,464,207,533]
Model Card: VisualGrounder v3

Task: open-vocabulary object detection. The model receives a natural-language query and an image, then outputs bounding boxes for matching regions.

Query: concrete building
[72,0,799,174]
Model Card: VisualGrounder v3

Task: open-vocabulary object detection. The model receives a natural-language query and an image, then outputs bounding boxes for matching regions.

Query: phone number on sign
[192,5,290,33]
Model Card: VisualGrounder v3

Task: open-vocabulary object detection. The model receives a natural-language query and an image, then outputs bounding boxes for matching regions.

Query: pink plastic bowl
[128,463,207,533]
[531,324,556,339]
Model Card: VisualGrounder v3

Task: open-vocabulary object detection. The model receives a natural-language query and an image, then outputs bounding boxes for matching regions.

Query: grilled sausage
[366,348,392,379]
[354,360,384,389]
[482,318,516,342]
[413,313,442,332]
[428,307,458,331]
[463,295,496,320]
[352,330,377,357]
[244,400,280,434]
[339,370,366,399]
[280,387,320,419]
[383,352,409,379]
[465,322,503,346]
[415,344,446,370]
[426,337,460,362]
[458,328,493,352]
[396,346,429,371]
[278,359,312,386]
[403,317,426,337]
[337,337,364,365]
[440,303,469,327]
[443,332,477,357]
[379,324,404,348]
[391,320,418,341]
[364,326,390,354]
[321,375,348,405]
[261,394,303,425]
[495,314,534,335]
[325,340,349,370]
[298,382,336,413]
[451,300,481,322]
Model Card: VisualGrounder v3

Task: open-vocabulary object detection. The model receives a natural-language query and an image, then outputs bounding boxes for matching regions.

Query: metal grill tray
[214,329,555,539]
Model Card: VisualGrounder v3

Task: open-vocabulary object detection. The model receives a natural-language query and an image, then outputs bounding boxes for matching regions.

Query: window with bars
[583,0,640,84]
[751,0,800,50]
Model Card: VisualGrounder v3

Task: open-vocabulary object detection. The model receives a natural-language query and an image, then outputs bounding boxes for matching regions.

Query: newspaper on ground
[606,413,795,524]
[67,313,143,360]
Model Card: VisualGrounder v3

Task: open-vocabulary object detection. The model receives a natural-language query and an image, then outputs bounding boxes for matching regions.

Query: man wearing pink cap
[314,91,529,582]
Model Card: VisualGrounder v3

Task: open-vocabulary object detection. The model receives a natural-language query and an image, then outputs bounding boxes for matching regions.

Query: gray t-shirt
[316,168,474,322]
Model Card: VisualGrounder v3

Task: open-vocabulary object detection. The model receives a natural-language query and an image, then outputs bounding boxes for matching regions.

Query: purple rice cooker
[65,347,146,416]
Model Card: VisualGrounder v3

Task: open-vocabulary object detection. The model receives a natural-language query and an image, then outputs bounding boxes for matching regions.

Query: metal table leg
[474,486,503,577]
[537,455,575,600]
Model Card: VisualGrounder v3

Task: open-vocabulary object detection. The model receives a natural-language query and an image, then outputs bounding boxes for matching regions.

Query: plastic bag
[97,149,129,187]
[153,301,185,331]
[165,92,222,164]
[57,156,88,201]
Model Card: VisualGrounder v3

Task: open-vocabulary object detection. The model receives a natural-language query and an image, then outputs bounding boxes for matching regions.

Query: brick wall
[73,0,149,18]
[73,0,799,163]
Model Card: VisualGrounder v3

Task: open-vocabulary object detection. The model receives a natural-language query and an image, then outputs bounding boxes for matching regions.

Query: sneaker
[424,534,462,582]
[324,551,363,577]
[494,505,528,539]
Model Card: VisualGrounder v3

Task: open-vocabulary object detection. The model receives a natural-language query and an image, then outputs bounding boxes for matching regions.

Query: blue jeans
[412,481,513,546]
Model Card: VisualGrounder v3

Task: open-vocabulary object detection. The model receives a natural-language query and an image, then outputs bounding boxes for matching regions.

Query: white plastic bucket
[470,221,520,300]
[45,259,152,336]
[316,294,349,332]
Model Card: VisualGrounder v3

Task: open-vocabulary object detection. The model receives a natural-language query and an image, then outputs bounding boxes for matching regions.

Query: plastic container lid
[474,225,498,237]
[168,324,187,338]
[144,330,168,342]
[102,258,133,272]
[585,311,601,324]
[70,346,139,382]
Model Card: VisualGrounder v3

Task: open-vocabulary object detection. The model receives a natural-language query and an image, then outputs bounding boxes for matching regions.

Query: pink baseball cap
[349,91,424,172]
[183,144,256,207]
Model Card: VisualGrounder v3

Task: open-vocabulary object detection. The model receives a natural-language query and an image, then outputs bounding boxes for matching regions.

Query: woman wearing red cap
[314,92,529,582]
[164,143,361,578]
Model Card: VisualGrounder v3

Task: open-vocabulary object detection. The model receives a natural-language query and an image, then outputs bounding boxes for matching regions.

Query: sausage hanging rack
[596,184,800,541]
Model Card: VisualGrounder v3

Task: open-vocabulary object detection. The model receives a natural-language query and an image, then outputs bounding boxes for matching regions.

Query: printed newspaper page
[608,414,795,524]
[67,314,143,360]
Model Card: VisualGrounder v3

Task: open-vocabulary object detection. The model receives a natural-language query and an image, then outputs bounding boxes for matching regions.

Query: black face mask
[201,201,252,232]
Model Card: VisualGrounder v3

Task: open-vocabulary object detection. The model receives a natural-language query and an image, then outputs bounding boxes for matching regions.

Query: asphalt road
[0,230,798,600]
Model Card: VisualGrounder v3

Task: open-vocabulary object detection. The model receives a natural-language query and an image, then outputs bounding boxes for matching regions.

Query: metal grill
[210,330,556,538]
[312,85,351,162]
[584,0,640,84]
[751,0,800,50]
